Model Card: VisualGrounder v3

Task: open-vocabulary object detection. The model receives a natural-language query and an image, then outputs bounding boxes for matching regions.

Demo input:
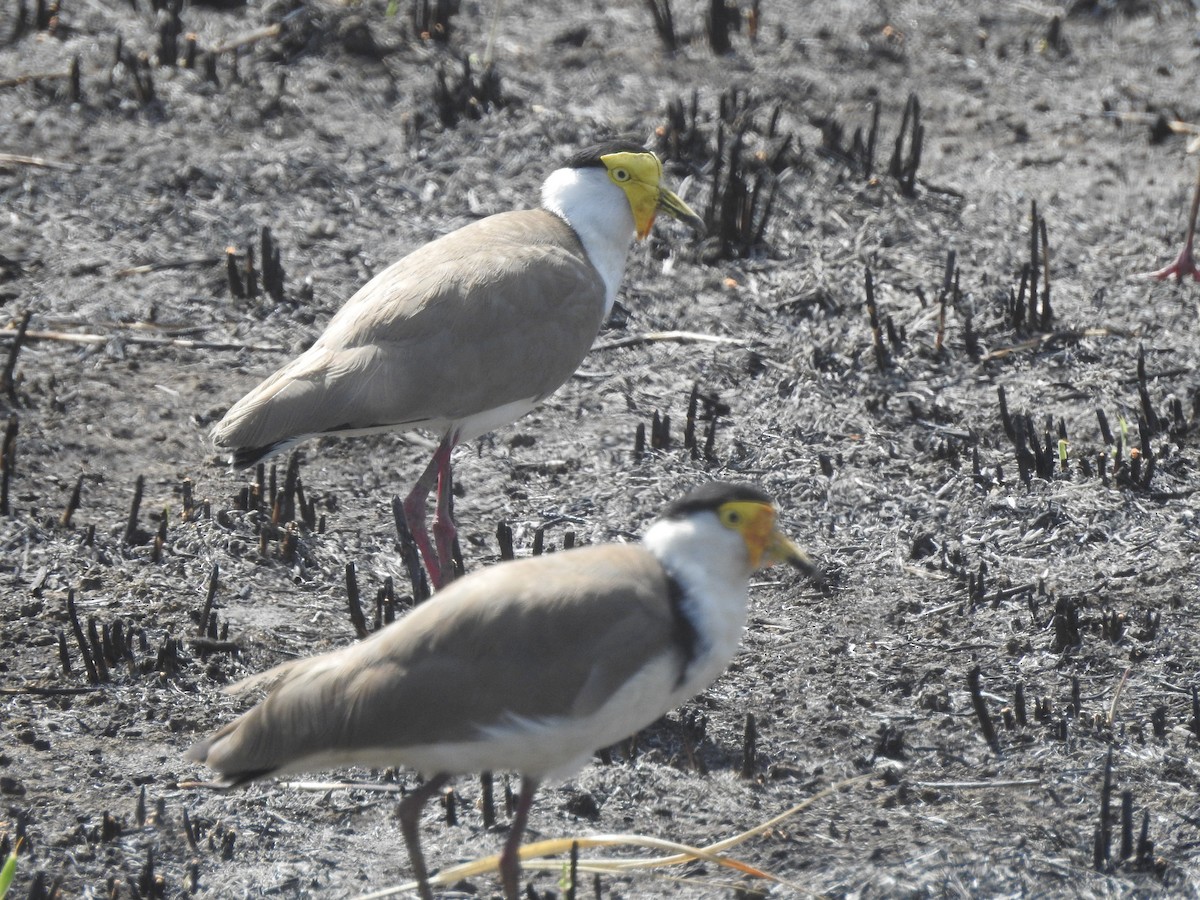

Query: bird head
[658,482,818,575]
[597,148,705,239]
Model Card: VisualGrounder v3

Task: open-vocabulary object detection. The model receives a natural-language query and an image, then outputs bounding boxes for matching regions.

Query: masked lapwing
[186,482,817,900]
[1145,137,1200,281]
[211,141,703,588]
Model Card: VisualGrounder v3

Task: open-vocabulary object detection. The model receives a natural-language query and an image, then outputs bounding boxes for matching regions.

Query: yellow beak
[658,187,705,236]
[600,150,705,240]
[734,503,818,576]
[763,530,818,575]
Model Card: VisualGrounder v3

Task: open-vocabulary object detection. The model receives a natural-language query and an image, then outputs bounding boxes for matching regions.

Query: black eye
[612,168,630,182]
[726,510,740,524]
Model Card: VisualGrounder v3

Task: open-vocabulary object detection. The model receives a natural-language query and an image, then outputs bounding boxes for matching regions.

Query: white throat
[641,514,754,698]
[541,166,636,315]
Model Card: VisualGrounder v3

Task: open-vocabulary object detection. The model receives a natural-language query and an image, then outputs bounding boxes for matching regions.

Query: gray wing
[211,210,607,455]
[187,545,682,780]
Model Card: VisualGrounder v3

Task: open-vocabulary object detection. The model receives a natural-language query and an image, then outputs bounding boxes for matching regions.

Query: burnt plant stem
[61,473,84,527]
[244,245,258,299]
[1120,790,1134,861]
[865,101,879,177]
[273,452,301,525]
[967,667,1002,756]
[1136,345,1159,435]
[261,226,286,305]
[706,0,736,54]
[1039,215,1053,329]
[86,617,109,682]
[865,267,890,371]
[567,840,578,900]
[197,565,218,638]
[481,771,495,828]
[651,410,670,451]
[449,513,464,582]
[1139,418,1155,489]
[1012,266,1028,331]
[1137,810,1153,865]
[124,475,145,546]
[1191,684,1200,740]
[226,248,244,299]
[67,590,100,685]
[888,93,923,195]
[1029,201,1040,323]
[644,0,676,53]
[684,383,699,457]
[57,630,71,675]
[496,521,514,561]
[1,309,31,397]
[740,712,757,778]
[1096,746,1114,871]
[346,562,368,639]
[392,496,431,603]
[1,414,18,516]
[1097,408,1114,445]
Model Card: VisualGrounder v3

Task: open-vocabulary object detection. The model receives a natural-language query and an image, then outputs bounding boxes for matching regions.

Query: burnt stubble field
[3,0,1200,897]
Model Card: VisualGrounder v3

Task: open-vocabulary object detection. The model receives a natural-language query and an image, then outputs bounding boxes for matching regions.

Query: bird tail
[225,439,297,470]
[224,658,304,696]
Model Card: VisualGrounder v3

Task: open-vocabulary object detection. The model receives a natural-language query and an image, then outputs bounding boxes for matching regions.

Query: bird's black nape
[565,140,652,169]
[661,482,775,519]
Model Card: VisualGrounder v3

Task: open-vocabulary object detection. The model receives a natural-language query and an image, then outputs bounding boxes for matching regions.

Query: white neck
[541,167,635,316]
[642,515,753,700]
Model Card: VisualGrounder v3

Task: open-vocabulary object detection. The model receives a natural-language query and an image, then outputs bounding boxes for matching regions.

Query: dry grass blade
[350,835,770,900]
[0,152,75,170]
[349,773,871,900]
[979,326,1131,360]
[1108,667,1133,727]
[281,780,402,793]
[211,23,282,54]
[522,833,773,875]
[1090,110,1200,137]
[912,779,1041,790]
[0,71,73,89]
[0,327,287,353]
[591,330,747,352]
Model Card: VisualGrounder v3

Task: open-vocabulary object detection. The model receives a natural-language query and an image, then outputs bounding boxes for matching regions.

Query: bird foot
[398,774,450,900]
[1144,241,1200,282]
[498,776,538,900]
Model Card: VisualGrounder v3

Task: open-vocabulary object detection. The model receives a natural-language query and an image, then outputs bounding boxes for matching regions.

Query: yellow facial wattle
[718,500,816,572]
[600,150,665,239]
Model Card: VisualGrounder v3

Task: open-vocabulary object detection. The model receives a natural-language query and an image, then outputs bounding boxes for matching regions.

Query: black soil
[2,1,1200,897]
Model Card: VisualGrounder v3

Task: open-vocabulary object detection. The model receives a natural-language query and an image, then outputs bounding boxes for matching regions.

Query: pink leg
[397,773,451,900]
[1147,155,1200,281]
[432,446,459,585]
[499,776,539,900]
[402,435,456,590]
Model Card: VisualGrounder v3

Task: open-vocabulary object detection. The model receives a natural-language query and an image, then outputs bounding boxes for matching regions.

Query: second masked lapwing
[1145,138,1200,281]
[211,141,703,588]
[186,482,817,900]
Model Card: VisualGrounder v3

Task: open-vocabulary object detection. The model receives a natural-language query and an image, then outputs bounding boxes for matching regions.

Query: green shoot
[0,837,23,900]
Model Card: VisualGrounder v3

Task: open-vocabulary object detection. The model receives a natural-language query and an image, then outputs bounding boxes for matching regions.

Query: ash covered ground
[2,1,1200,897]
